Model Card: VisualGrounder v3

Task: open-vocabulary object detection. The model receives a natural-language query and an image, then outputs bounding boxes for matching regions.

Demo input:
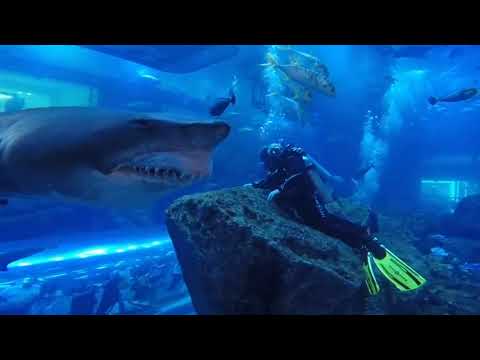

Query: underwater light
[44,273,67,279]
[17,262,32,267]
[137,69,159,81]
[73,275,89,280]
[141,74,159,81]
[0,94,13,101]
[8,237,172,269]
[16,91,33,96]
[77,248,108,258]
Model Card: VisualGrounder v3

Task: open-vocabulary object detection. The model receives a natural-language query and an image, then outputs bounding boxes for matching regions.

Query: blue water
[1,45,480,314]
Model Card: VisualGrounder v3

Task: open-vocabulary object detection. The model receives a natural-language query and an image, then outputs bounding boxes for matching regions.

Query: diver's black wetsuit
[253,145,373,251]
[252,144,427,294]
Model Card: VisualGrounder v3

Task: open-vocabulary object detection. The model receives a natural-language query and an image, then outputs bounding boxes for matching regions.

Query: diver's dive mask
[260,143,284,171]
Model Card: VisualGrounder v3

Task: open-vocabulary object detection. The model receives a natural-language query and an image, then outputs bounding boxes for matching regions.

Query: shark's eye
[130,119,152,129]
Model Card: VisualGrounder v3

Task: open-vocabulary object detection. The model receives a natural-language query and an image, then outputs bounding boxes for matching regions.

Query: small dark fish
[0,198,7,206]
[0,247,45,271]
[460,263,480,272]
[353,163,375,181]
[209,88,236,117]
[448,47,465,60]
[428,234,448,243]
[428,88,479,105]
[384,75,397,84]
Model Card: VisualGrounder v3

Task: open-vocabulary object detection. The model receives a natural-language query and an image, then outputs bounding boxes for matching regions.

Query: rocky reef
[166,187,480,315]
[436,194,480,240]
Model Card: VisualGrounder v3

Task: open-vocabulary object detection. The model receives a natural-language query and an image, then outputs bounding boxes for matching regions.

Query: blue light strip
[8,237,171,269]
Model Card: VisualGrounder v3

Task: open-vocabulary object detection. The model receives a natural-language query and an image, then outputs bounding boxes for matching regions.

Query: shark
[0,107,230,209]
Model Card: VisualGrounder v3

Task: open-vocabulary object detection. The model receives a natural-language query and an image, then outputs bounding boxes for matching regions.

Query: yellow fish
[261,53,335,97]
[283,80,313,104]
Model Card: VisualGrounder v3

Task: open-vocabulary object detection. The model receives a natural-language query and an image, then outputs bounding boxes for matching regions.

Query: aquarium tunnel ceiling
[82,45,240,73]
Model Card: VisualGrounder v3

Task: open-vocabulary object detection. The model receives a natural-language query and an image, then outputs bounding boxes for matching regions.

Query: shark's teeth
[118,164,196,183]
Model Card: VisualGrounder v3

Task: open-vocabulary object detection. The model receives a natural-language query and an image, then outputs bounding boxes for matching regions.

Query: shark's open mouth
[108,151,211,185]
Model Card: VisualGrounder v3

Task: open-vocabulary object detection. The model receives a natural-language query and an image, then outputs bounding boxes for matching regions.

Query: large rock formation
[166,187,436,314]
[441,194,480,239]
[166,187,480,315]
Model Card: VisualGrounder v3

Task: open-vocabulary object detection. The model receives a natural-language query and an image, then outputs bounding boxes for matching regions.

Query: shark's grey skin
[0,107,230,208]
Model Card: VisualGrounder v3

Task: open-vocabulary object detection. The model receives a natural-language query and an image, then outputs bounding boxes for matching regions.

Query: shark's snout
[178,121,230,150]
[108,120,230,187]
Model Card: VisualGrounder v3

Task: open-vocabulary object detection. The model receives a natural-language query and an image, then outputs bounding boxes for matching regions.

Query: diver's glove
[267,189,280,202]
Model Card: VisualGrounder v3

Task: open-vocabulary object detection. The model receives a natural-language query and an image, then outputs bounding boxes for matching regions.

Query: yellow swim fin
[363,253,380,296]
[371,245,426,292]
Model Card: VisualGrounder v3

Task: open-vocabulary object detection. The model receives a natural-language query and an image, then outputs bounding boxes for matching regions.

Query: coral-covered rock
[166,187,365,314]
[166,186,480,315]
[444,195,480,239]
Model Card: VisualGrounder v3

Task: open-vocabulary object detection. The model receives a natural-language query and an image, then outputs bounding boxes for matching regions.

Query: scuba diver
[428,88,478,106]
[246,142,426,295]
